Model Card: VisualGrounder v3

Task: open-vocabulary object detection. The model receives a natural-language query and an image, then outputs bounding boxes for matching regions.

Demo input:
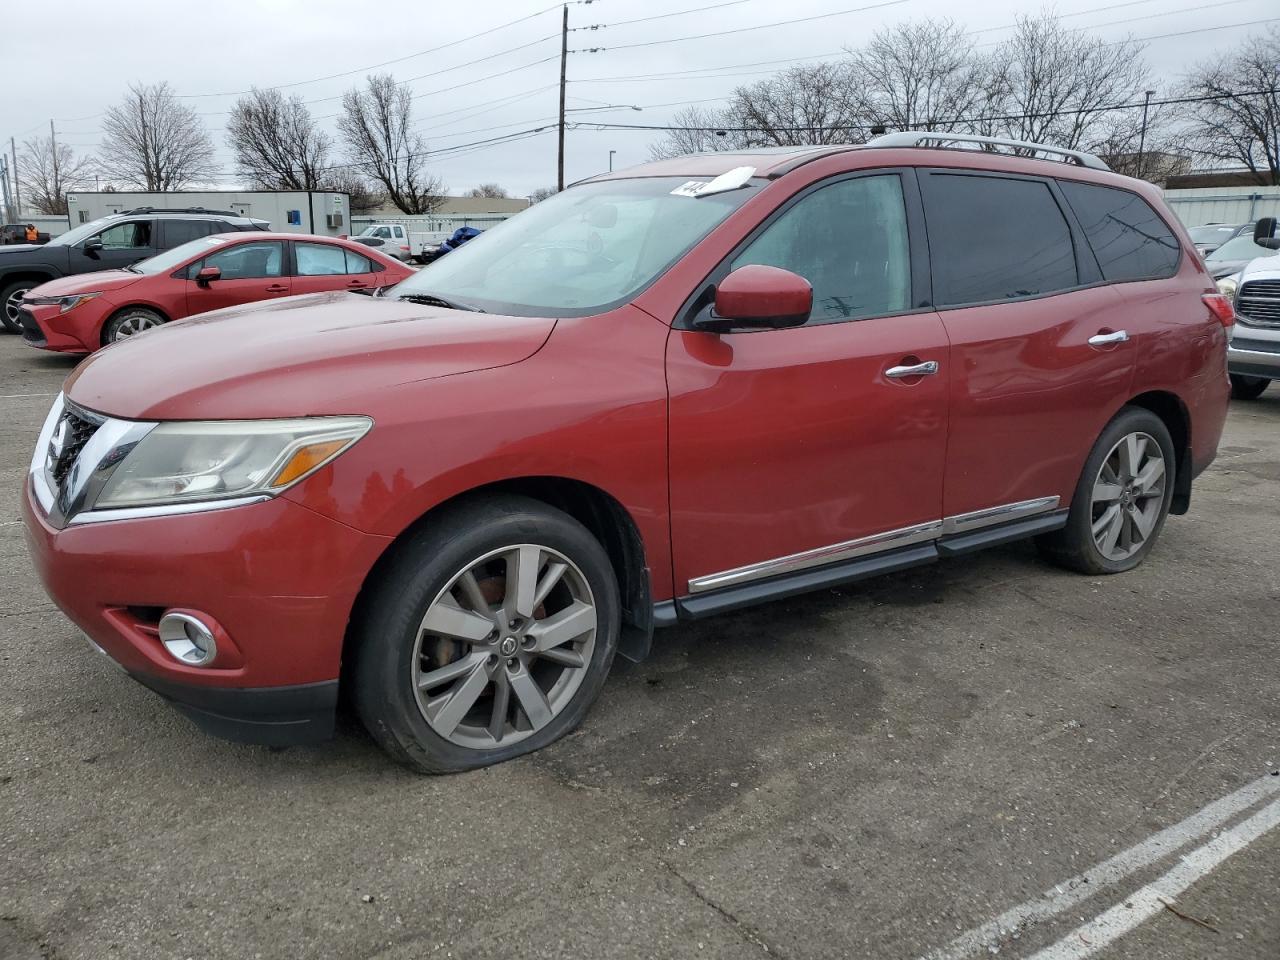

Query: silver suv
[1226,217,1280,400]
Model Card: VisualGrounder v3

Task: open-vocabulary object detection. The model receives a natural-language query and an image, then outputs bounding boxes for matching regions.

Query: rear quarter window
[1058,181,1180,282]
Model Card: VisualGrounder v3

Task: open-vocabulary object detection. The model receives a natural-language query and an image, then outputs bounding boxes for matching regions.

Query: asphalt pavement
[1,333,1276,960]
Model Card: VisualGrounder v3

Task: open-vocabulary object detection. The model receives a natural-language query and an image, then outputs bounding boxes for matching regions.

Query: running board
[656,509,1069,623]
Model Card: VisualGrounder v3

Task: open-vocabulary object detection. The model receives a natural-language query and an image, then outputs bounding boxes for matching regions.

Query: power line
[570,0,912,53]
[973,0,1263,47]
[572,0,755,30]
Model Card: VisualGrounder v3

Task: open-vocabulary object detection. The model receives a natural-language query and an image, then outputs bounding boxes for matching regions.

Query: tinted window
[731,175,911,323]
[923,174,1078,305]
[98,220,153,249]
[296,242,348,276]
[201,241,284,279]
[1059,181,1180,282]
[163,219,218,247]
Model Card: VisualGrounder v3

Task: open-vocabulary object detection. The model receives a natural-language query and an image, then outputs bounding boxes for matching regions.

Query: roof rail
[120,206,243,217]
[866,132,1110,171]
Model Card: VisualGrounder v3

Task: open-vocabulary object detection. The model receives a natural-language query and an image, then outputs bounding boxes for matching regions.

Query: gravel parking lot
[1,333,1277,960]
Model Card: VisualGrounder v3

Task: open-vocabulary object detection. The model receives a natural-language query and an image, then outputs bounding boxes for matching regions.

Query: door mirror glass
[83,238,104,256]
[195,265,222,286]
[708,264,812,330]
[1254,217,1280,250]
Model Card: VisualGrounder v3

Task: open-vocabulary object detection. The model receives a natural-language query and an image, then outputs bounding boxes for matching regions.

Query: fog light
[158,612,218,666]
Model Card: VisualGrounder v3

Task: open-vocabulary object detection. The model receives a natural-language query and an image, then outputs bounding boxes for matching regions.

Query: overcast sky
[2,0,1274,198]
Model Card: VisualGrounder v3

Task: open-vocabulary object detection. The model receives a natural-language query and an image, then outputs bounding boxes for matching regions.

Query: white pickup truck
[1224,216,1280,401]
[355,223,452,264]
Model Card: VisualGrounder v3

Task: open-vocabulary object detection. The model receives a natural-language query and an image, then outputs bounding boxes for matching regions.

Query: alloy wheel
[1090,431,1166,562]
[111,312,161,340]
[411,543,597,750]
[4,286,31,326]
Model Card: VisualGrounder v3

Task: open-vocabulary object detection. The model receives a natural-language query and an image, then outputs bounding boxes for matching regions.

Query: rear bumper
[132,673,339,746]
[1228,334,1280,379]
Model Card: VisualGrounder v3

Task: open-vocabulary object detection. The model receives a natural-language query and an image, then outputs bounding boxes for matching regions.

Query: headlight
[28,292,104,313]
[1216,275,1239,299]
[91,416,372,510]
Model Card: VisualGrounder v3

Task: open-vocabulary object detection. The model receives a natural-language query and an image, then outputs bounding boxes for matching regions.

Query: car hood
[65,292,557,420]
[29,269,144,297]
[1208,259,1250,280]
[0,244,46,255]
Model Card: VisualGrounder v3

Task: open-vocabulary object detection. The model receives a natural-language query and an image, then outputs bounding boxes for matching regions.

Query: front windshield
[47,216,117,247]
[1206,235,1278,262]
[1188,225,1237,244]
[130,235,232,275]
[389,176,757,316]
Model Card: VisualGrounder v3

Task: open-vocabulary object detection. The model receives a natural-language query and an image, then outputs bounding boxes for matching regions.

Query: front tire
[1,280,36,334]
[352,495,620,773]
[1230,374,1270,401]
[102,306,166,345]
[1037,407,1176,575]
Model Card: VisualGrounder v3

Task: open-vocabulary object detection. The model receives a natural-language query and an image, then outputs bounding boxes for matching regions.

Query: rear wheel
[352,495,620,773]
[1,280,36,334]
[103,306,165,345]
[1037,407,1175,575]
[1230,374,1270,401]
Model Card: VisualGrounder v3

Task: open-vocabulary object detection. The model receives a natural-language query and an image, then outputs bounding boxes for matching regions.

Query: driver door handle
[1088,329,1129,347]
[885,360,940,379]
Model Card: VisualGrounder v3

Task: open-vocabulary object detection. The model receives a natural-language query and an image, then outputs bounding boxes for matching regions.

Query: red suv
[18,232,412,353]
[23,135,1232,773]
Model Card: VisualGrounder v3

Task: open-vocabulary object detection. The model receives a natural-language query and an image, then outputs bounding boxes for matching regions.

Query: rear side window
[1058,181,1180,282]
[163,220,217,247]
[922,174,1078,306]
[346,250,376,273]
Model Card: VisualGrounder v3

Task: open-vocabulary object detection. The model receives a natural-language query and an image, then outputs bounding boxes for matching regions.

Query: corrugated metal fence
[1164,187,1280,227]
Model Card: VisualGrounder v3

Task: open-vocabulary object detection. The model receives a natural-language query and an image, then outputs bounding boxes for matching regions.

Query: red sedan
[18,232,413,353]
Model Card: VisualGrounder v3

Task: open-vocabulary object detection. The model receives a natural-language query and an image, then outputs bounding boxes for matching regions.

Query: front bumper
[1228,332,1280,379]
[23,482,392,745]
[19,301,99,353]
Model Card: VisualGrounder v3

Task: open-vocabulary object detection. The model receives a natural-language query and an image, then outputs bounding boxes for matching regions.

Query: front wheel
[1230,374,1270,401]
[1037,407,1176,575]
[1,280,36,333]
[352,495,620,773]
[102,306,165,345]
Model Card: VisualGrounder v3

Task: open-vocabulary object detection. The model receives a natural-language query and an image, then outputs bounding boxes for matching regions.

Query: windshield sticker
[670,181,708,198]
[669,166,757,199]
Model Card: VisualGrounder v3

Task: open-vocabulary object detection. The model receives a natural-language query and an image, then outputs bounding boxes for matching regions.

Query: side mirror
[1254,217,1280,251]
[703,264,813,331]
[83,238,104,257]
[195,265,222,287]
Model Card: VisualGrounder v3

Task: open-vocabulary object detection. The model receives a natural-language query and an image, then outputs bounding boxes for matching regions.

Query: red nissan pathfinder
[23,134,1232,773]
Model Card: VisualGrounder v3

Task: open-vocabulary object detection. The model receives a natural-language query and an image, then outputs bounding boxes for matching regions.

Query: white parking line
[0,393,55,399]
[919,774,1280,960]
[1026,794,1280,959]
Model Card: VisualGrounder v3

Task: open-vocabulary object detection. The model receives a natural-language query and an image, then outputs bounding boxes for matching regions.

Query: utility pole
[10,136,19,218]
[49,120,59,204]
[557,3,568,192]
[608,149,616,172]
[1,156,12,224]
[1137,90,1154,181]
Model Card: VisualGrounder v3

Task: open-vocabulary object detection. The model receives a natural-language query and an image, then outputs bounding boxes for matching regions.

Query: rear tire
[352,495,620,774]
[1,280,36,334]
[1230,374,1270,401]
[102,306,165,345]
[1036,407,1175,575]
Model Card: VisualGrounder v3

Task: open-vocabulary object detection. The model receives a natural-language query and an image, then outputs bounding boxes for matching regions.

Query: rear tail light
[400,245,410,251]
[1202,293,1234,329]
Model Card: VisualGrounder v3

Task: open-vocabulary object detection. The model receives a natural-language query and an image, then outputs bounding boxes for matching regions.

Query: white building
[65,190,352,236]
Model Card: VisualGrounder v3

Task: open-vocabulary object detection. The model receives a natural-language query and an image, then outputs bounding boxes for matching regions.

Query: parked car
[24,134,1231,773]
[17,232,413,353]
[355,223,413,261]
[0,207,269,334]
[1224,217,1280,401]
[1,224,51,245]
[1203,233,1280,282]
[1187,222,1255,258]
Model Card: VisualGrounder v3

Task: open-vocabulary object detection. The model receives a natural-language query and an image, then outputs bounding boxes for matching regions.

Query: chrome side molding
[688,496,1061,594]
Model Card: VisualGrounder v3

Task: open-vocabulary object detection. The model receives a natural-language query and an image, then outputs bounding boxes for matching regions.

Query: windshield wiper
[394,292,485,313]
[124,265,142,273]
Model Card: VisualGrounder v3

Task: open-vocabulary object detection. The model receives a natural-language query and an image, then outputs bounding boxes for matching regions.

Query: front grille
[17,308,46,347]
[1237,279,1280,328]
[48,407,100,485]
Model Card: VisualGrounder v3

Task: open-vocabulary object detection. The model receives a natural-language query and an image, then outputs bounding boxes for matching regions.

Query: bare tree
[528,186,559,203]
[846,19,993,134]
[1180,27,1280,182]
[339,74,445,214]
[227,88,331,189]
[17,136,94,215]
[1086,97,1190,184]
[467,183,508,199]
[726,62,861,146]
[987,15,1150,150]
[647,107,742,160]
[100,81,217,190]
[324,169,386,213]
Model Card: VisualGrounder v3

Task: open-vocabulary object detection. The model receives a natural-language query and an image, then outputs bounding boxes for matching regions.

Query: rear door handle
[265,284,288,293]
[885,360,940,379]
[1088,330,1129,347]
